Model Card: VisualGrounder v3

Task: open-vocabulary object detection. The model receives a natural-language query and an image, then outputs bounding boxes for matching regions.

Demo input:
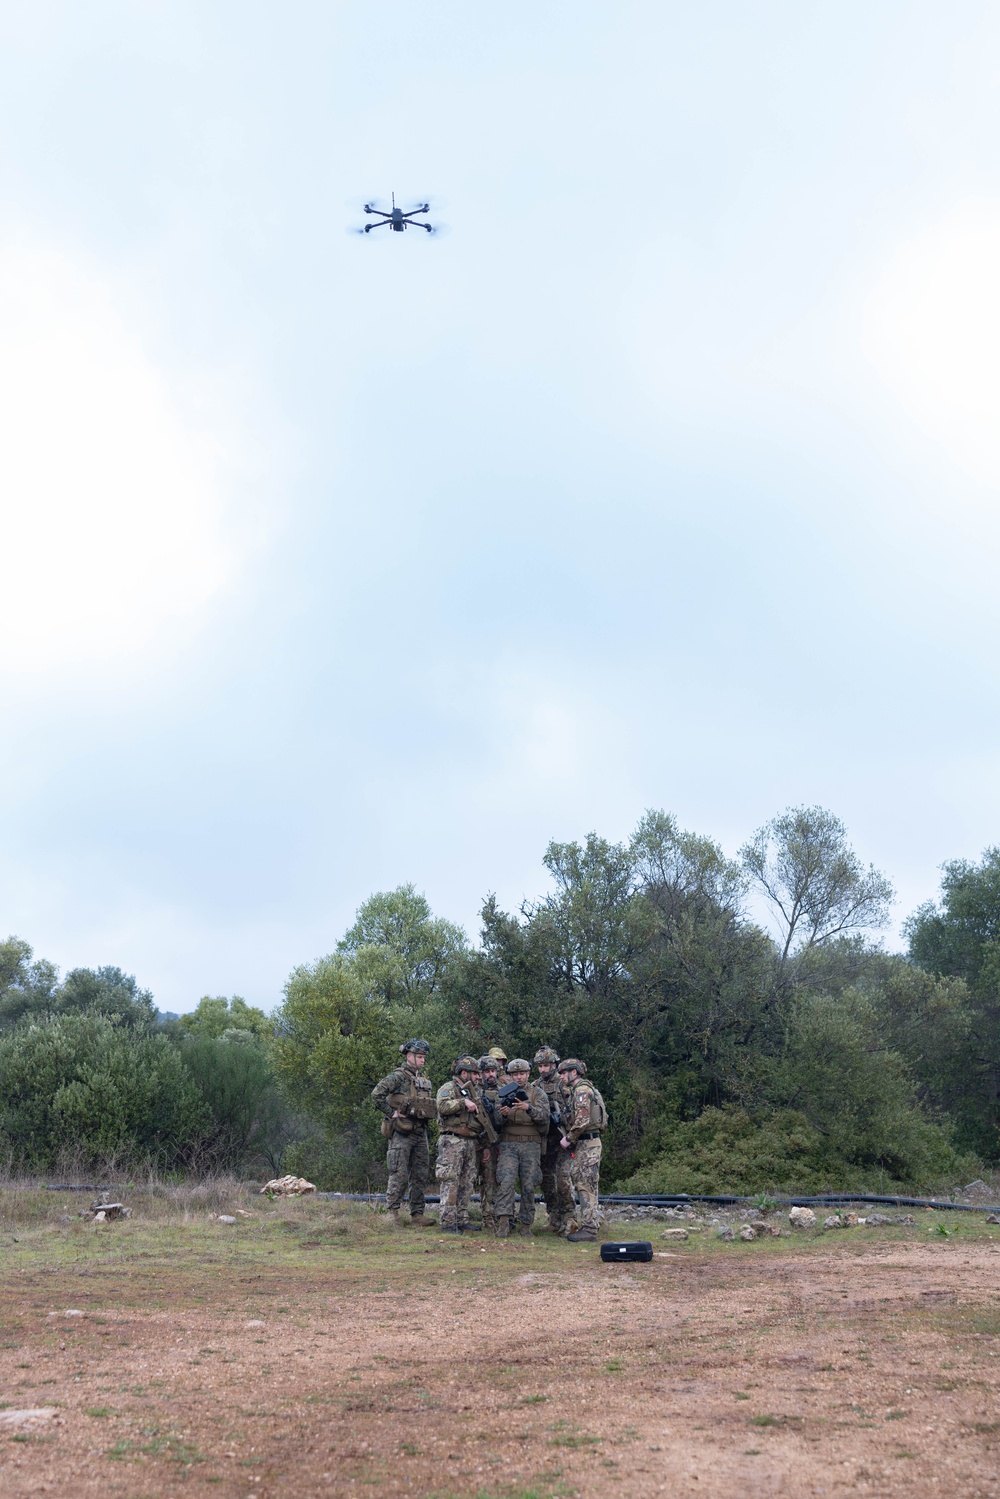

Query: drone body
[360,193,434,234]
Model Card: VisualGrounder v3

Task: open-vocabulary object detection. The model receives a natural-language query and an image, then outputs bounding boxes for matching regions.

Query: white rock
[660,1228,689,1241]
[789,1207,816,1228]
[824,1215,843,1229]
[739,1226,758,1241]
[217,1215,238,1225]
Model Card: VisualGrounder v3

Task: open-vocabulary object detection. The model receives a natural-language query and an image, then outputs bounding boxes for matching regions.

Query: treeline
[0,949,300,1176]
[4,807,1000,1192]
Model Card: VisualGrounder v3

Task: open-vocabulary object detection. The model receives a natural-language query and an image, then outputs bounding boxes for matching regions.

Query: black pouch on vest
[600,1241,653,1262]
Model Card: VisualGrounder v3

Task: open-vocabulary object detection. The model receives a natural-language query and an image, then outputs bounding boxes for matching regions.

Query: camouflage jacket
[437,1078,494,1139]
[564,1079,607,1143]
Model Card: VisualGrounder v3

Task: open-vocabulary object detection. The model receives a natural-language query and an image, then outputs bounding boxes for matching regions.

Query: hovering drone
[359,193,435,234]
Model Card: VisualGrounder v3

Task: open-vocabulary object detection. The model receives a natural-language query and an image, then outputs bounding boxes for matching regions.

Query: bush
[0,1013,208,1171]
[615,1102,973,1196]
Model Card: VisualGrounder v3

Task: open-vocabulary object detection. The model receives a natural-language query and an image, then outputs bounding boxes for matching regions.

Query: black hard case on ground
[600,1240,653,1262]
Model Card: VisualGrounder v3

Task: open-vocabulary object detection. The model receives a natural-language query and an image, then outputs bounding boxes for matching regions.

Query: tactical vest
[438,1081,488,1139]
[500,1082,548,1145]
[570,1081,607,1133]
[385,1069,436,1131]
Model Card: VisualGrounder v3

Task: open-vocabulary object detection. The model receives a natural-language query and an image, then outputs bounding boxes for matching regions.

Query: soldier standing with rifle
[494,1059,550,1239]
[371,1041,437,1227]
[557,1058,608,1243]
[435,1056,497,1233]
[476,1055,502,1233]
[533,1047,574,1235]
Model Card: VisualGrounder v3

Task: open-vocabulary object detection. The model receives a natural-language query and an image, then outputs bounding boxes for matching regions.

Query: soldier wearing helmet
[557,1058,608,1242]
[475,1055,502,1232]
[371,1041,436,1227]
[434,1056,494,1233]
[533,1046,574,1235]
[494,1059,551,1239]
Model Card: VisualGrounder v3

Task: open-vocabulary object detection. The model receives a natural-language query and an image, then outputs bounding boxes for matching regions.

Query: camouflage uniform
[476,1062,501,1231]
[563,1078,607,1234]
[435,1073,491,1230]
[495,1071,551,1234]
[371,1061,436,1218]
[535,1065,574,1233]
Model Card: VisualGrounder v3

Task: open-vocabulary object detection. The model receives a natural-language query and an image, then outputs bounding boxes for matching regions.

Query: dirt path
[2,1229,1000,1497]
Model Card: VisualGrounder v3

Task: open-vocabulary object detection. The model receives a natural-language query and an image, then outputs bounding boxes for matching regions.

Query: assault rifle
[459,1084,498,1145]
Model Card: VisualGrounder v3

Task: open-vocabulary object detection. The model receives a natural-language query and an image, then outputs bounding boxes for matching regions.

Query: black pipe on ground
[10,1185,1000,1215]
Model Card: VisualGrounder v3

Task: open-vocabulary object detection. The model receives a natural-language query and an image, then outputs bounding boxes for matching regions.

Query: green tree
[741,806,894,964]
[905,849,1000,1157]
[0,936,59,1031]
[176,995,272,1040]
[0,1013,208,1171]
[58,966,156,1028]
[271,954,397,1188]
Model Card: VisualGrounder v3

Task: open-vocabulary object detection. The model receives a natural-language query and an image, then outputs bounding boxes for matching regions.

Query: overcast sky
[3,2,1000,1011]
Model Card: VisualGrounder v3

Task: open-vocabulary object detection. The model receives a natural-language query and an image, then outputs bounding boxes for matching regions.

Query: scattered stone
[660,1228,689,1241]
[865,1212,893,1225]
[717,1225,735,1241]
[85,1201,131,1223]
[0,1408,56,1427]
[259,1175,316,1196]
[739,1226,758,1241]
[216,1215,238,1225]
[789,1207,816,1229]
[986,1213,1000,1225]
[961,1179,993,1199]
[843,1211,859,1227]
[245,1319,266,1328]
[824,1215,844,1229]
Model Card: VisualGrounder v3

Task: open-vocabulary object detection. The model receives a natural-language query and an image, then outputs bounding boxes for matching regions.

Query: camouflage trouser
[495,1140,542,1227]
[476,1143,498,1229]
[569,1137,602,1231]
[540,1138,575,1231]
[435,1134,478,1229]
[386,1127,430,1215]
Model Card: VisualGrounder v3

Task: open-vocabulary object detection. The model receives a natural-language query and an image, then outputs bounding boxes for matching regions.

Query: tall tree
[741,806,893,964]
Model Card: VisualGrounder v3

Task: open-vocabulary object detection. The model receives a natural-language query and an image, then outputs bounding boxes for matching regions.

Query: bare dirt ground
[2,1193,1000,1498]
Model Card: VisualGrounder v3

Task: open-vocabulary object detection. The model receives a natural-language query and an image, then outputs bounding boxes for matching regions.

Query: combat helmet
[452,1055,479,1075]
[557,1058,587,1076]
[533,1046,560,1067]
[506,1058,531,1074]
[478,1055,499,1073]
[488,1046,508,1065]
[400,1038,430,1055]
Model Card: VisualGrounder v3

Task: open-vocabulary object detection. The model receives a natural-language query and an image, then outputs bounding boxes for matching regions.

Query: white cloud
[863,200,1000,489]
[0,240,236,672]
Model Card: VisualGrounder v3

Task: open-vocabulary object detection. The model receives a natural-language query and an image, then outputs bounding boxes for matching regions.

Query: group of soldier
[371,1042,607,1242]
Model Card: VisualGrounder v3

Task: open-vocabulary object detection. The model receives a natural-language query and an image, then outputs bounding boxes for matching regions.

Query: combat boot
[440,1225,461,1234]
[566,1227,597,1242]
[461,1223,483,1232]
[494,1219,510,1239]
[387,1208,401,1225]
[409,1214,436,1228]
